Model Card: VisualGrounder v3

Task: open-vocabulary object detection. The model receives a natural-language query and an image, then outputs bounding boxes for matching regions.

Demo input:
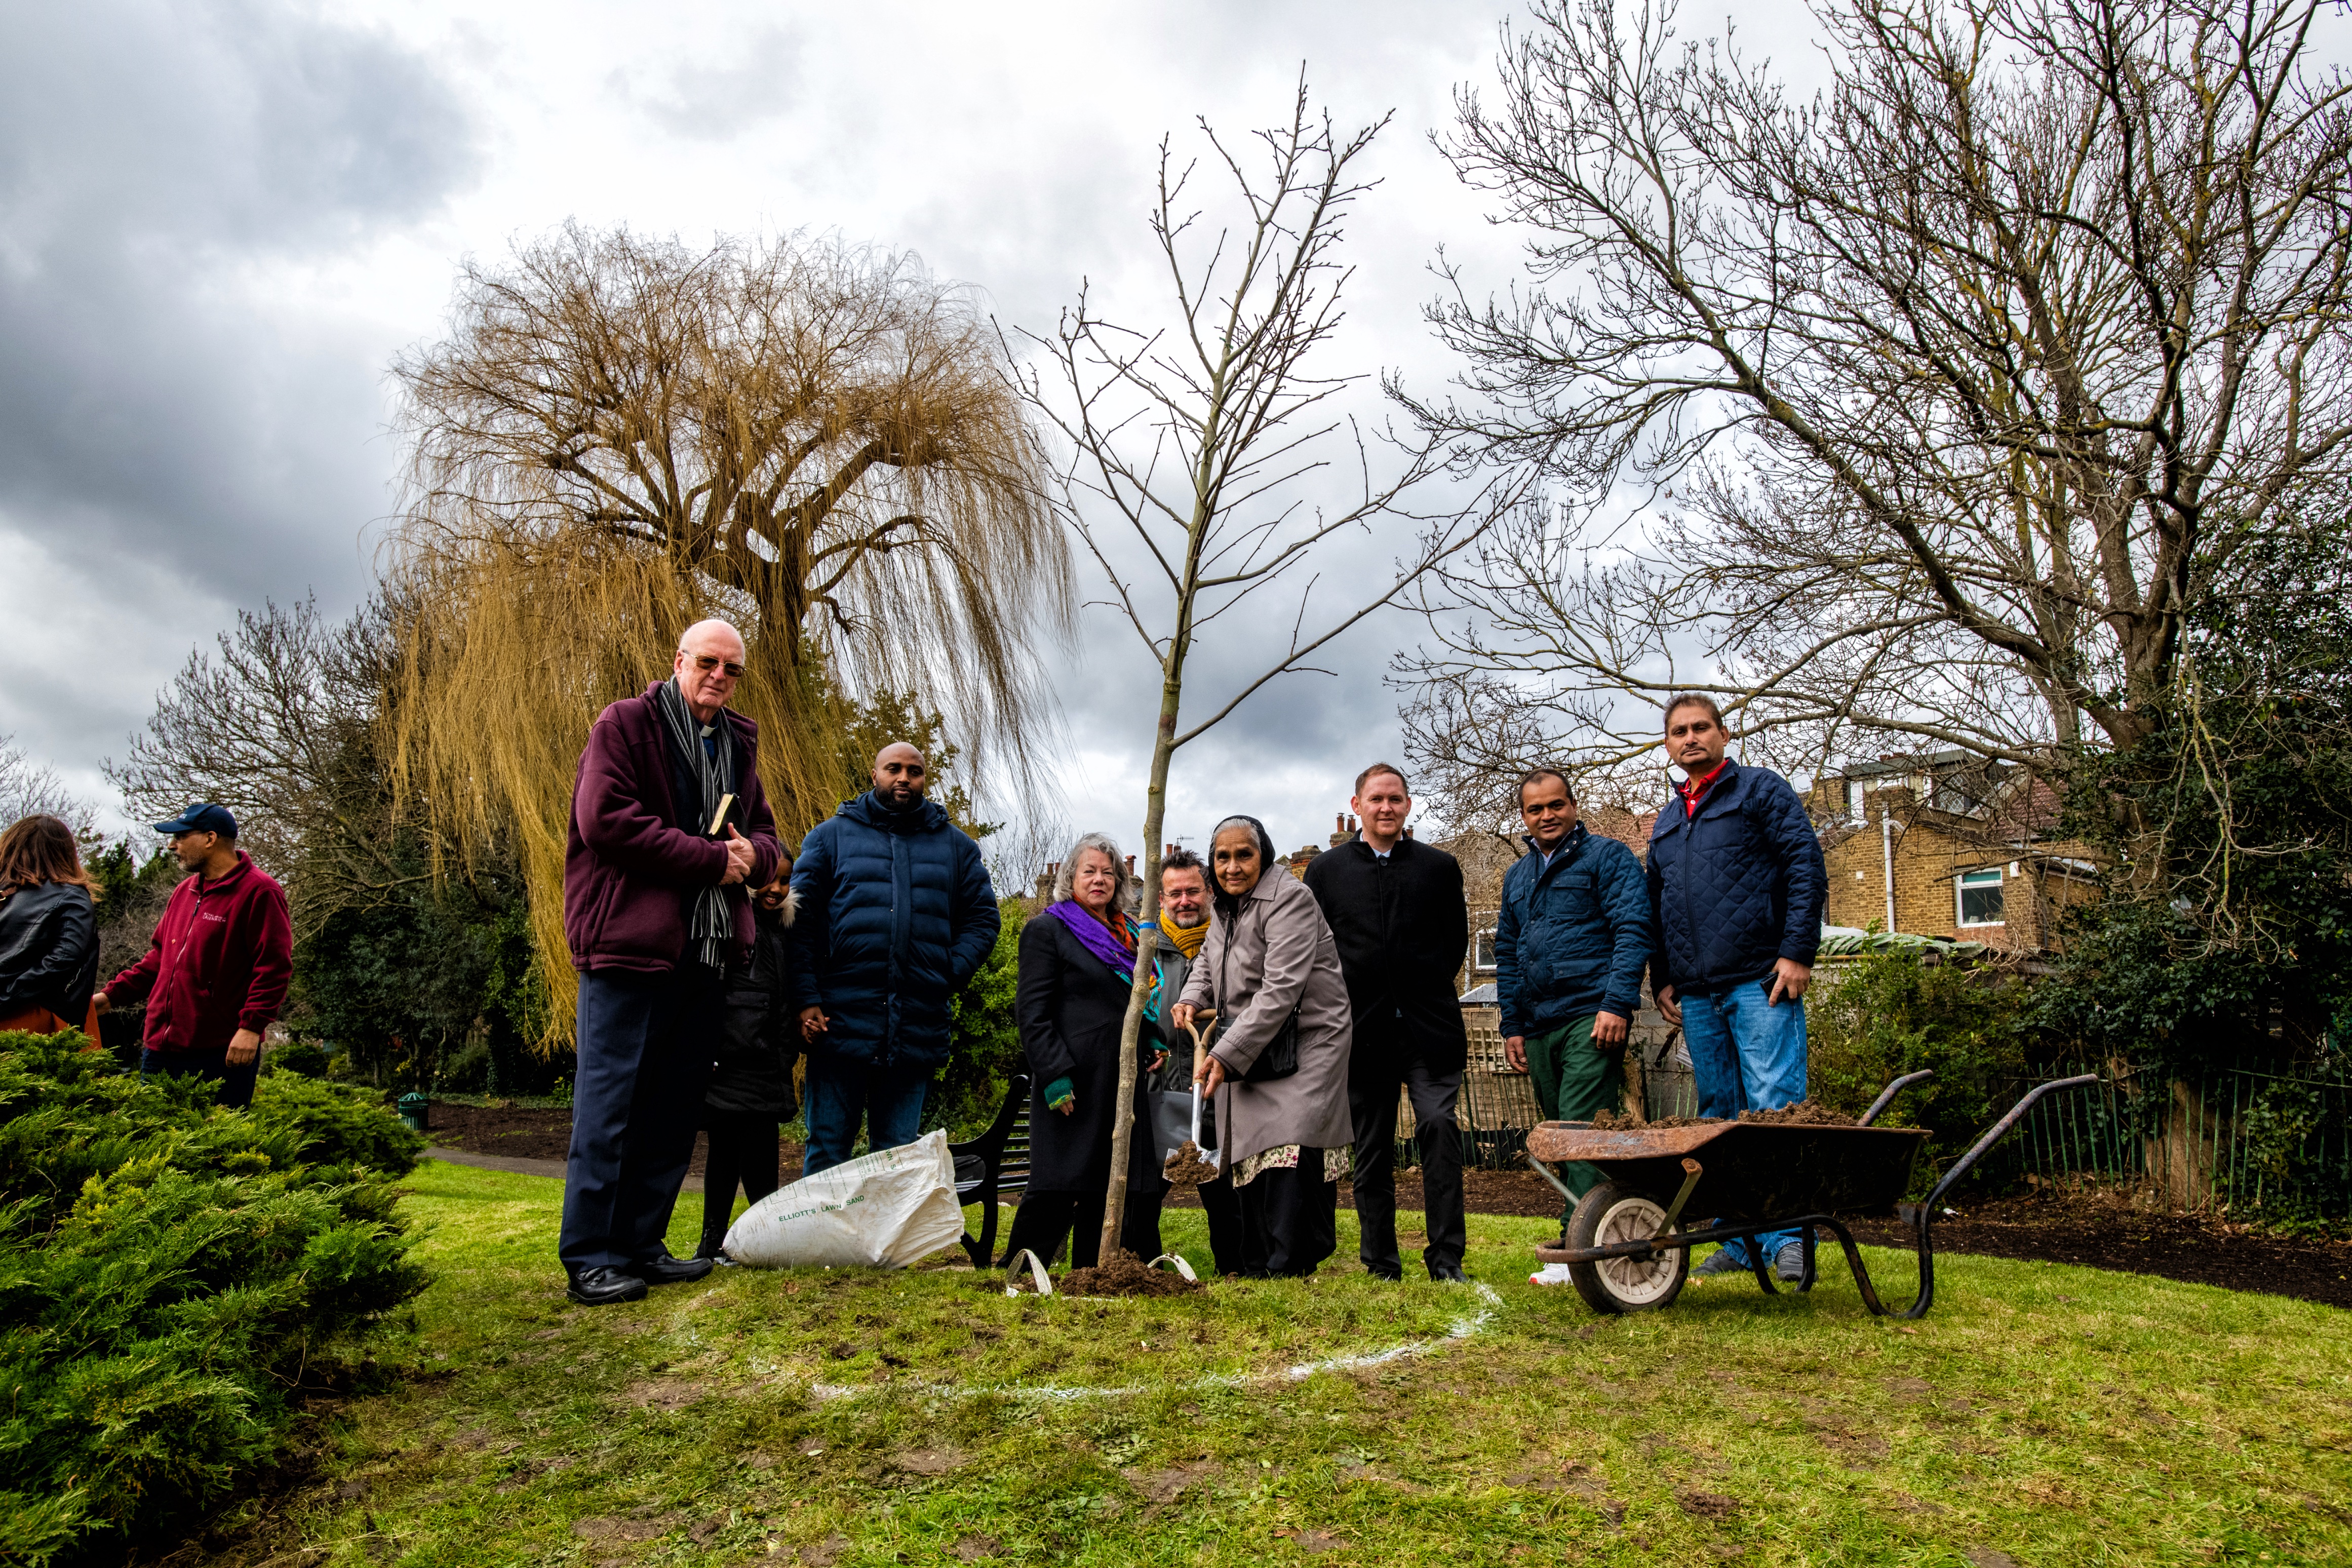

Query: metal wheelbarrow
[1525,1071,2097,1319]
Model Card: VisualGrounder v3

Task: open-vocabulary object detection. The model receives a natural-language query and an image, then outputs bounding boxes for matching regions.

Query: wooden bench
[948,1074,1031,1268]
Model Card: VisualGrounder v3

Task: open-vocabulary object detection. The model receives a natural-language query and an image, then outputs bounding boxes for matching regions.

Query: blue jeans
[802,1056,929,1176]
[559,965,720,1271]
[1681,977,1808,1268]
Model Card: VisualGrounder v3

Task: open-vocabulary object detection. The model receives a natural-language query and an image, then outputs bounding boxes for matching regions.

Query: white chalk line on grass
[806,1282,1502,1403]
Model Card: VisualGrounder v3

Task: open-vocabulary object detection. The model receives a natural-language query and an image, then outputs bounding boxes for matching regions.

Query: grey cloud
[0,1,477,821]
[610,27,805,142]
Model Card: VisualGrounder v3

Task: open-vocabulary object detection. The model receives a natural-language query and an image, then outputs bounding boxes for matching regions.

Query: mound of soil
[1163,1141,1221,1185]
[1593,1110,1721,1129]
[1057,1249,1204,1298]
[1737,1100,1855,1126]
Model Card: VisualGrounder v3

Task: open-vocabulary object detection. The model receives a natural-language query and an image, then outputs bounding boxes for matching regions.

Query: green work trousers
[1524,1015,1626,1224]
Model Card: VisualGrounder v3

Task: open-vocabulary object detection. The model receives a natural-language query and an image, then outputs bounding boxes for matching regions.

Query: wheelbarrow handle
[1859,1070,1934,1127]
[1925,1073,2101,1213]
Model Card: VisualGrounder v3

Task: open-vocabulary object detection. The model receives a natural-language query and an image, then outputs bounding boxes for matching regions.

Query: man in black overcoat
[1302,764,1471,1282]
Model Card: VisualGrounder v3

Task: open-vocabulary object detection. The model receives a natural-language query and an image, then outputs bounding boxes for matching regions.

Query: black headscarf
[1208,814,1279,924]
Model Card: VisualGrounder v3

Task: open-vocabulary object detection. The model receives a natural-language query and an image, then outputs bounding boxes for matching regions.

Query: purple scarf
[1047,900,1163,1016]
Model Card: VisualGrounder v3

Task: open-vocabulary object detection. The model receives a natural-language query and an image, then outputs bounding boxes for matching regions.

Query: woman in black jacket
[0,815,101,1037]
[1000,832,1168,1271]
[697,870,801,1260]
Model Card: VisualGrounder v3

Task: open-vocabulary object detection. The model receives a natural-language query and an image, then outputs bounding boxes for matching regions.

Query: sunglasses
[689,653,747,679]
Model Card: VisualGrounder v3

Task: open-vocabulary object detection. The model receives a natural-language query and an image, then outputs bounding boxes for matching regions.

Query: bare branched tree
[385,226,1074,1031]
[0,734,92,835]
[1400,0,2352,788]
[1014,79,1494,1259]
[107,596,425,932]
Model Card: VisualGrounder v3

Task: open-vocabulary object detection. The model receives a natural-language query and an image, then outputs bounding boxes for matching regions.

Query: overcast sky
[0,0,1804,861]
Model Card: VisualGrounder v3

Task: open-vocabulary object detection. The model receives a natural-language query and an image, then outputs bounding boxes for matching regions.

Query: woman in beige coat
[1170,815,1353,1277]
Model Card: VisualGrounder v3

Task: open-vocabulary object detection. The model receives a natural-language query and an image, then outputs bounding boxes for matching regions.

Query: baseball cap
[153,803,238,838]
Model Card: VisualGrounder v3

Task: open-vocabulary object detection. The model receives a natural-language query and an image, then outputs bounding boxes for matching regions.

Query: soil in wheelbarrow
[1058,1248,1204,1298]
[1586,1100,1855,1129]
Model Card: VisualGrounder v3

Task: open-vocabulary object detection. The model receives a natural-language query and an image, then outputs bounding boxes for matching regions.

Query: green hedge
[1807,951,2032,1194]
[0,1033,428,1565]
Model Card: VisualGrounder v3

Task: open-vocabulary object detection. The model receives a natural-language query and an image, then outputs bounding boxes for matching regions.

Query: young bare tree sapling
[1015,81,1494,1262]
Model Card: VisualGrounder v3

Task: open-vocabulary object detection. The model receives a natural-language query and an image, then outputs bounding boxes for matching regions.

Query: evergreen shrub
[0,1032,428,1565]
[1806,951,2032,1194]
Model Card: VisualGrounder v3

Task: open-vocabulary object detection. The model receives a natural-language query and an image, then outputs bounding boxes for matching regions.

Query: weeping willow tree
[384,224,1070,1039]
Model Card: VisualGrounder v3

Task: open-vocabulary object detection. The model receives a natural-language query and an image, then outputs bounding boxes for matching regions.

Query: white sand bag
[722,1128,964,1269]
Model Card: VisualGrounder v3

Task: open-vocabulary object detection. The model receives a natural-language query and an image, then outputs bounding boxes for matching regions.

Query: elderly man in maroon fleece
[94,802,292,1110]
[559,618,784,1306]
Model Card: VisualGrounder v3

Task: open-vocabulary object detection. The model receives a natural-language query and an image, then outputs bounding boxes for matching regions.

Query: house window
[1957,867,2004,926]
[1473,929,1498,972]
[1847,779,1866,819]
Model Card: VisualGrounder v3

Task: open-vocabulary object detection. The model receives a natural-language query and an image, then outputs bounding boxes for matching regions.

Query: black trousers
[1155,1170,1247,1277]
[558,964,720,1272]
[1001,1186,1166,1270]
[1236,1154,1338,1278]
[1349,1054,1468,1276]
[697,1112,782,1258]
[141,1044,258,1110]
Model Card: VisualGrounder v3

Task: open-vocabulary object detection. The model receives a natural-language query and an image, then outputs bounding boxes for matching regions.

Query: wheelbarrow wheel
[1565,1181,1688,1314]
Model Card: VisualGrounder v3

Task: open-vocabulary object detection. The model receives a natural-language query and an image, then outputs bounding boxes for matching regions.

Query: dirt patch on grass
[423,1100,805,1182]
[1677,1489,1743,1520]
[1057,1249,1204,1298]
[893,1447,963,1475]
[619,1379,708,1412]
[572,1513,676,1542]
[1123,1460,1220,1502]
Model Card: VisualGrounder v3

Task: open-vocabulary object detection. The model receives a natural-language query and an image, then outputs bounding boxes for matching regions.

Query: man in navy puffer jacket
[1644,694,1826,1281]
[791,742,1000,1174]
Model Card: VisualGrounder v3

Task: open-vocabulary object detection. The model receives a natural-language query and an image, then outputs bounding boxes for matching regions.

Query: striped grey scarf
[655,676,736,968]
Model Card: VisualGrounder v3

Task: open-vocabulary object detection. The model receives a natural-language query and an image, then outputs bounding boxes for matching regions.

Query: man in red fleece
[95,803,291,1110]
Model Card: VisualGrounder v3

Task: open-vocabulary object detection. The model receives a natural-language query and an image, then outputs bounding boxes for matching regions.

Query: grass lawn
[204,1160,2350,1567]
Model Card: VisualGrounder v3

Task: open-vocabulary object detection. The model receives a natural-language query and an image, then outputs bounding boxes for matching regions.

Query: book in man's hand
[705,794,737,838]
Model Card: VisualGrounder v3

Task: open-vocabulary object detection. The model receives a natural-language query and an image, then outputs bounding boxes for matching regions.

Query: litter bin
[397,1091,430,1134]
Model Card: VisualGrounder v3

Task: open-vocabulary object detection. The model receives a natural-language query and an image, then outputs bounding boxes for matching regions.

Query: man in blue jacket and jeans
[1495,767,1652,1260]
[1645,693,1827,1282]
[792,741,1000,1174]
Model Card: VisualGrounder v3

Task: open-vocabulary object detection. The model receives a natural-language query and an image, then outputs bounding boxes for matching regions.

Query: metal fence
[1408,1008,2352,1218]
[1399,1013,1701,1170]
[1998,1059,2352,1220]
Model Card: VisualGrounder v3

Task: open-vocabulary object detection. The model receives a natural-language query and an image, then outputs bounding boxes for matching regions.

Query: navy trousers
[559,965,721,1272]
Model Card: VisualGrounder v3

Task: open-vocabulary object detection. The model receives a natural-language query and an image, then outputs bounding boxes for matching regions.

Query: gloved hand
[1044,1076,1075,1115]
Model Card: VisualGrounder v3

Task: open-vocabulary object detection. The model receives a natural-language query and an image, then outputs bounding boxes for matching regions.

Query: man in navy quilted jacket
[1494,767,1652,1268]
[1644,694,1827,1283]
[791,742,1000,1175]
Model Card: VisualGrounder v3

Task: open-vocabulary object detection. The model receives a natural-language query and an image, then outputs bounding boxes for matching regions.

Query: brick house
[1809,753,2100,952]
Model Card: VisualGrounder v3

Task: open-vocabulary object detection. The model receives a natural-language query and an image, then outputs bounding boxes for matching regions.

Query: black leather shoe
[567,1266,650,1306]
[1428,1263,1470,1284]
[1365,1264,1404,1282]
[629,1252,715,1286]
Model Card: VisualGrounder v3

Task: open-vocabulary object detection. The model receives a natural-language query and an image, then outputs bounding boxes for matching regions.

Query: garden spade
[1165,1012,1222,1186]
